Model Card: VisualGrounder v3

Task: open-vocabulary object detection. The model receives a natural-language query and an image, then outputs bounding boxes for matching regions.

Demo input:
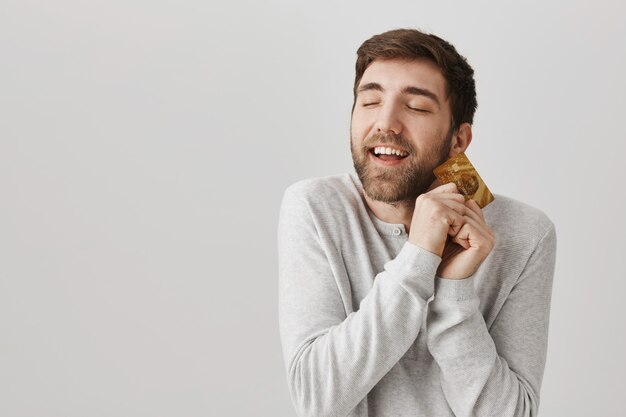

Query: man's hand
[408,182,467,258]
[436,198,496,280]
[408,182,495,280]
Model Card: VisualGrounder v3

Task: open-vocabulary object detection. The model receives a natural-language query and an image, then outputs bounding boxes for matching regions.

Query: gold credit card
[433,152,494,208]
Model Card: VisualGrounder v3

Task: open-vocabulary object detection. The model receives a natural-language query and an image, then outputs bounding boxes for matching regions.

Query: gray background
[1,0,624,416]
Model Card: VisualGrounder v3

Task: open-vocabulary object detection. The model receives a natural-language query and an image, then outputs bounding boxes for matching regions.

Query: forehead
[359,58,448,101]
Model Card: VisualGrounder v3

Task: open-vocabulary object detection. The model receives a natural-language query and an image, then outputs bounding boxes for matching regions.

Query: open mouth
[369,146,409,164]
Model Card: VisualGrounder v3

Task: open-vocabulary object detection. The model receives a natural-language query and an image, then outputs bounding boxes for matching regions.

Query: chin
[362,179,408,203]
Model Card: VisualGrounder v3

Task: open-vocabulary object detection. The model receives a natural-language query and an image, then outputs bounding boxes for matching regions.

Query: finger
[435,197,487,228]
[445,209,467,237]
[452,215,492,249]
[436,197,468,217]
[417,191,465,207]
[431,192,466,204]
[427,181,458,195]
[460,200,485,225]
[452,231,471,250]
[419,193,469,222]
[464,199,485,221]
[462,201,494,240]
[451,220,478,250]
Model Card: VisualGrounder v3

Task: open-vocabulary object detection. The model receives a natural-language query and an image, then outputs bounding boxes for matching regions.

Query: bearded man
[278,28,557,417]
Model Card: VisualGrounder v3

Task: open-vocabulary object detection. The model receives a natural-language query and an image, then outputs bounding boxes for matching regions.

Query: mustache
[363,132,413,153]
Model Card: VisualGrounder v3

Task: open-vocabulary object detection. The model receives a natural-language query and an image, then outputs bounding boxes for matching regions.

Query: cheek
[350,112,370,141]
[415,124,447,144]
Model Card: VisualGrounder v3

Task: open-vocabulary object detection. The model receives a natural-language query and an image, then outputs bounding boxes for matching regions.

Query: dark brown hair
[353,28,477,130]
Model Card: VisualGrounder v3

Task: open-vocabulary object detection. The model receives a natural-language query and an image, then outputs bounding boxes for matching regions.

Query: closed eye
[408,106,429,113]
[363,102,379,107]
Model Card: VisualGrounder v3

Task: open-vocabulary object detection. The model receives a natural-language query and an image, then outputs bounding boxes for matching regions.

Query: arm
[278,188,440,417]
[426,224,557,417]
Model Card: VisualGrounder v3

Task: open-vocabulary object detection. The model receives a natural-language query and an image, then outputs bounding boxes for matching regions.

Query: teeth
[373,146,408,157]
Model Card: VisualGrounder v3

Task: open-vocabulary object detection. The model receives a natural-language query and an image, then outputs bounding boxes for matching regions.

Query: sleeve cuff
[383,241,441,301]
[434,275,477,301]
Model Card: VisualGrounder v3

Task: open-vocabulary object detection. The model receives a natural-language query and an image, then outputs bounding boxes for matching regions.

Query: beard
[350,128,453,204]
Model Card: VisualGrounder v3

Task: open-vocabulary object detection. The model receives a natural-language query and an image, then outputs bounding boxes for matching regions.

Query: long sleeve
[278,188,441,417]
[426,223,557,417]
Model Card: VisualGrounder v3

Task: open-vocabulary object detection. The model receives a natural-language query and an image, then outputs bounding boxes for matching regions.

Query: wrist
[408,236,443,258]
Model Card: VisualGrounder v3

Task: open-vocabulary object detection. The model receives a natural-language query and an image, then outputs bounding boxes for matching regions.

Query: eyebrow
[357,82,441,107]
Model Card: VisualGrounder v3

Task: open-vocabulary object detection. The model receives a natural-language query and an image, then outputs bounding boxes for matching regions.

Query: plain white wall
[1,0,624,415]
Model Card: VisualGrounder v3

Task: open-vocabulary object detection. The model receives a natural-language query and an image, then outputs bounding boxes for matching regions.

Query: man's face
[350,58,455,204]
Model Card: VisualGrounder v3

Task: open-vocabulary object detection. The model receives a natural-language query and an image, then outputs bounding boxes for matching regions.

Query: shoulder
[281,172,361,213]
[278,173,362,241]
[484,193,556,247]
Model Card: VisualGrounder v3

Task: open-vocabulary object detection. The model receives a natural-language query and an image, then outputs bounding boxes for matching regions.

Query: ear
[448,122,472,157]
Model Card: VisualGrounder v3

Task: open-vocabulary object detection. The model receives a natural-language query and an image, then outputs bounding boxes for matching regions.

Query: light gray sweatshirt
[277,171,557,417]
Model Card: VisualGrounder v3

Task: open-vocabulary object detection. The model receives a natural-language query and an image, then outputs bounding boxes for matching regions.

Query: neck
[362,191,415,233]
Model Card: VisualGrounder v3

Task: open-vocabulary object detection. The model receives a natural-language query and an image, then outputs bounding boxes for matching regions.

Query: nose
[375,101,403,136]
